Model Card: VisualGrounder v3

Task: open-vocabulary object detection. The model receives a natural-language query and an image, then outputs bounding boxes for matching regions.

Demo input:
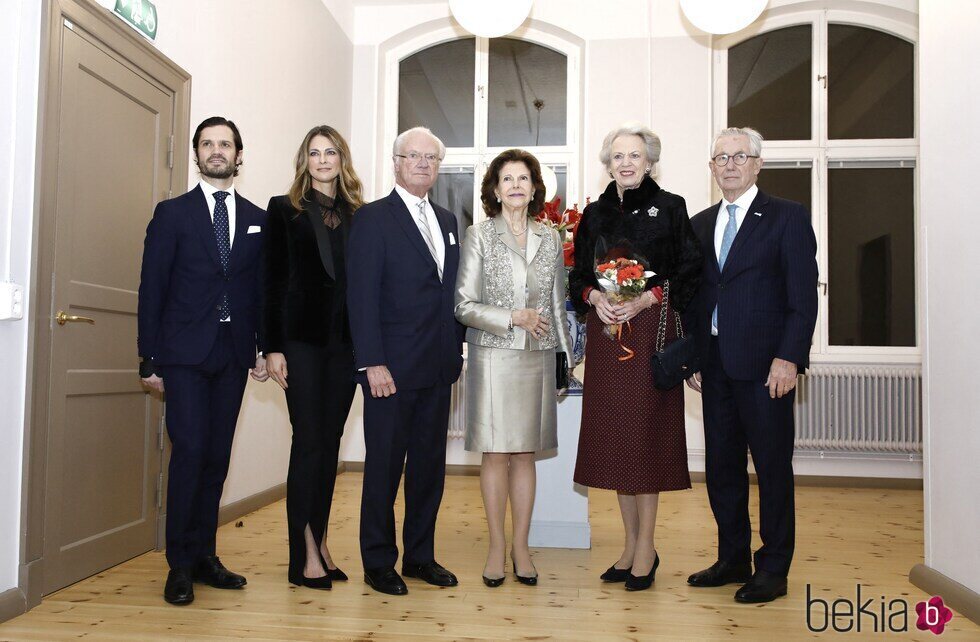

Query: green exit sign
[113,0,158,41]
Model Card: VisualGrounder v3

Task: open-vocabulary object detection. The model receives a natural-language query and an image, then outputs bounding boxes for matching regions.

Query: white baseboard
[529,520,591,549]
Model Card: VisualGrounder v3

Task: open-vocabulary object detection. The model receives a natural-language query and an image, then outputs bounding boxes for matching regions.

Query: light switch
[0,282,25,321]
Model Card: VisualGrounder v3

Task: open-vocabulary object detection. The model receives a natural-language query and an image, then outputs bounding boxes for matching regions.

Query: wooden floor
[2,473,977,640]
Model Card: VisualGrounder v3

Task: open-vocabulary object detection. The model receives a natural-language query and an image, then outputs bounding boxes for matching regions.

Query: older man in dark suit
[138,117,267,606]
[347,126,464,595]
[685,127,818,603]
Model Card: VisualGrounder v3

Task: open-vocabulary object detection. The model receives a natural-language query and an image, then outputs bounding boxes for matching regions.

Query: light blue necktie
[712,203,738,332]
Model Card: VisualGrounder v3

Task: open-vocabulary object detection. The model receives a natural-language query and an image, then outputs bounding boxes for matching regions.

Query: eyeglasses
[395,152,442,164]
[712,153,759,167]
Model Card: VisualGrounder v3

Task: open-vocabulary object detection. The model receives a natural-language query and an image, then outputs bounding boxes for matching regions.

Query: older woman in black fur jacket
[569,123,702,592]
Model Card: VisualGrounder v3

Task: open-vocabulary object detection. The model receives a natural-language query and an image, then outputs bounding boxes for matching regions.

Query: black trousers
[281,339,355,581]
[701,337,796,576]
[160,324,247,570]
[359,384,451,570]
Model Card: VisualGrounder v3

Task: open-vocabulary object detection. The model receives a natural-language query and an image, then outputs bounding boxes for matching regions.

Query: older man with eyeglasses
[684,126,818,603]
[346,126,465,595]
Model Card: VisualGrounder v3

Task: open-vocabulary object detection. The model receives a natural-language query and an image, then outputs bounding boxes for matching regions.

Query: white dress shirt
[711,183,758,335]
[395,183,445,269]
[199,180,237,250]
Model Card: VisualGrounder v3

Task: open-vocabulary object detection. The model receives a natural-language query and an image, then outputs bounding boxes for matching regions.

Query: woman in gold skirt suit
[454,149,573,588]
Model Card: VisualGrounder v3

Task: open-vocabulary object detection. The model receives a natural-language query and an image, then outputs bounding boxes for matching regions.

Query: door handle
[56,310,95,326]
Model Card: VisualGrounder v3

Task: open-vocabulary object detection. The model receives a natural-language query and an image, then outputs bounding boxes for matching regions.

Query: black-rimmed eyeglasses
[712,153,759,167]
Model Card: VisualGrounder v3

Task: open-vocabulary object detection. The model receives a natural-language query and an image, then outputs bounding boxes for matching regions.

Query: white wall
[919,1,980,595]
[0,0,43,596]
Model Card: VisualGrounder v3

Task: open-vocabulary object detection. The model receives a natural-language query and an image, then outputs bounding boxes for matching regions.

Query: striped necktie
[415,199,442,281]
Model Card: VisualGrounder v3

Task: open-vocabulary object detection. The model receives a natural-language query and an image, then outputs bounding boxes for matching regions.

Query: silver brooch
[647,205,659,217]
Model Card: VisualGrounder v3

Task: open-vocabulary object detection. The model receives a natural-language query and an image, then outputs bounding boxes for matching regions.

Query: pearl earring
[496,195,501,203]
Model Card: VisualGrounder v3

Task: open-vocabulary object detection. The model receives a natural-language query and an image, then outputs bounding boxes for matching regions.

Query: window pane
[828,168,915,347]
[728,25,811,140]
[488,38,567,147]
[828,25,914,139]
[399,39,475,147]
[433,167,474,238]
[757,167,811,215]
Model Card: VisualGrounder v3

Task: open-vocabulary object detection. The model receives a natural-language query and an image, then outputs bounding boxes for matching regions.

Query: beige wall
[919,0,980,595]
[95,0,356,504]
[153,0,355,505]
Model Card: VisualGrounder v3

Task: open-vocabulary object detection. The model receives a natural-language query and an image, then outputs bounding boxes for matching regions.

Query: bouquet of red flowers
[594,256,656,355]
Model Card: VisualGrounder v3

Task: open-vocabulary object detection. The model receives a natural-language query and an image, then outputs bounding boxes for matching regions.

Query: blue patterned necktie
[712,203,739,332]
[213,190,231,320]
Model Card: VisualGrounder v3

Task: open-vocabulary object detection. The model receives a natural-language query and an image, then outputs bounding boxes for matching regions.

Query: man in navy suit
[685,127,818,603]
[138,117,268,605]
[347,126,464,595]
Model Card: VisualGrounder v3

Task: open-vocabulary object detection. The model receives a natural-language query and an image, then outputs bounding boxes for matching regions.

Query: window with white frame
[388,31,579,238]
[715,10,917,362]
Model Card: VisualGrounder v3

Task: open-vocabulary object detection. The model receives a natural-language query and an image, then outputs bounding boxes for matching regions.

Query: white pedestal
[529,394,591,549]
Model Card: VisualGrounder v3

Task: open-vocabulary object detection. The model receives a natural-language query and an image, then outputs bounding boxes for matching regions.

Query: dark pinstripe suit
[688,189,818,576]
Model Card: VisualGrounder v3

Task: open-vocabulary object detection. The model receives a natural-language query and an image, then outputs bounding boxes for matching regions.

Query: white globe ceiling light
[449,0,534,38]
[679,0,768,35]
[540,164,558,202]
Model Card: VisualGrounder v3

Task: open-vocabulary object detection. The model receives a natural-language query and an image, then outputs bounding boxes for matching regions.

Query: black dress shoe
[511,555,538,586]
[326,566,348,582]
[600,564,632,583]
[625,553,659,592]
[734,570,787,603]
[402,560,459,587]
[364,566,408,595]
[194,555,247,589]
[687,559,753,587]
[164,568,194,605]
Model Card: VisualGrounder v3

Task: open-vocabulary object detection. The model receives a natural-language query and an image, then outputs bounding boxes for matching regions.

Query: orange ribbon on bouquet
[615,321,635,361]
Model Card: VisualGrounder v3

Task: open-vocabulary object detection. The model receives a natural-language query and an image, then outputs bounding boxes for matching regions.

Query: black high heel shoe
[600,564,632,583]
[624,553,659,592]
[289,549,334,590]
[325,566,348,582]
[511,554,538,586]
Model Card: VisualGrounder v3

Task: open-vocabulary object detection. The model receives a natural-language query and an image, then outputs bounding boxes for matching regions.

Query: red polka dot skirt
[574,303,691,494]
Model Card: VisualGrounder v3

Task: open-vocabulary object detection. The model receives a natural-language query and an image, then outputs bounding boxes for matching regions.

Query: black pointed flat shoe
[511,554,538,586]
[482,574,505,587]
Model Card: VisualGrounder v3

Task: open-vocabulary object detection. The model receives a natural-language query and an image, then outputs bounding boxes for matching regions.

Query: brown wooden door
[40,22,174,594]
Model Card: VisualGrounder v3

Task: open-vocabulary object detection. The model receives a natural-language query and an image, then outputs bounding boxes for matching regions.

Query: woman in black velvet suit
[260,125,364,590]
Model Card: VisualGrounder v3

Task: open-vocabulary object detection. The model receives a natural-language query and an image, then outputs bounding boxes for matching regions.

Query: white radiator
[794,365,922,454]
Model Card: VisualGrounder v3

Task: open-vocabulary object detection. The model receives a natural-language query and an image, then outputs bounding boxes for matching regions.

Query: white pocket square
[247,225,262,234]
[448,232,457,245]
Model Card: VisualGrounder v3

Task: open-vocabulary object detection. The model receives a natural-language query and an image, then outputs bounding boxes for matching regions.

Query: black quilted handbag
[650,280,700,390]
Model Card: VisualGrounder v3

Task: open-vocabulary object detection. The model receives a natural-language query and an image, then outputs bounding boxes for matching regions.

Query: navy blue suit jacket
[137,185,266,369]
[688,190,818,381]
[347,190,464,390]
